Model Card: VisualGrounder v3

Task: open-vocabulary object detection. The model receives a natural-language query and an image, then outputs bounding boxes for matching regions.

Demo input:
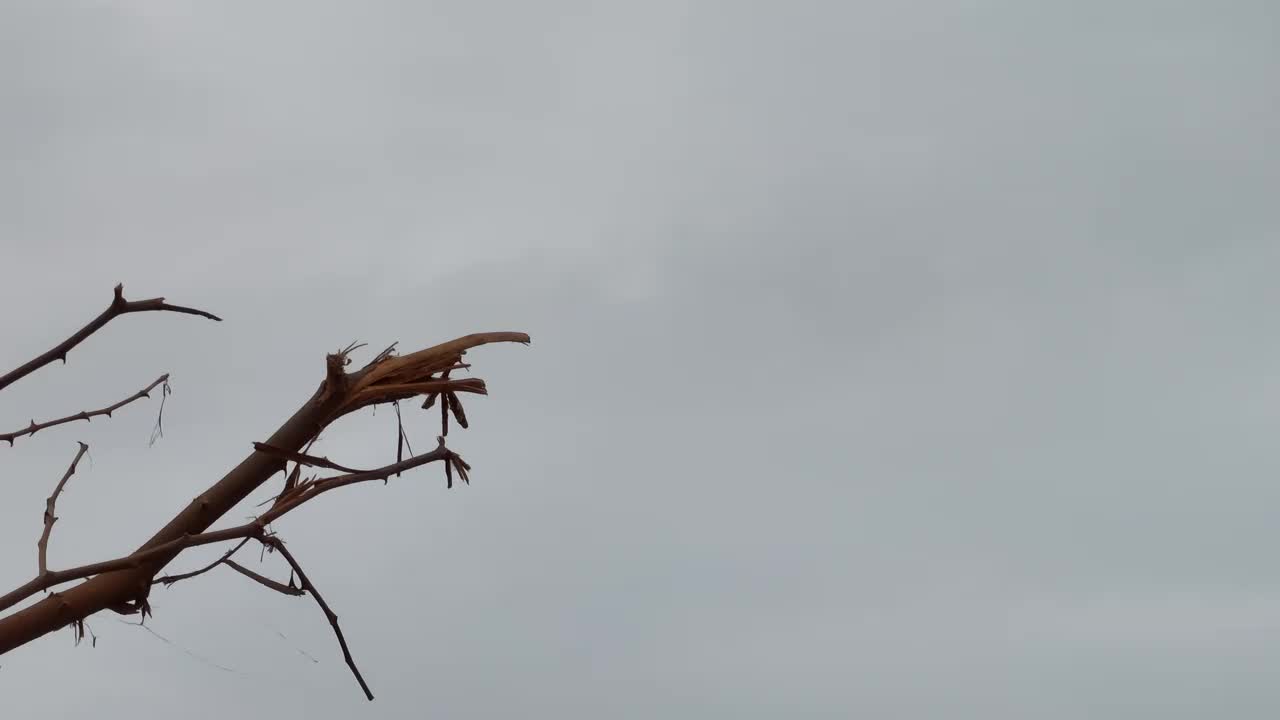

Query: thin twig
[223,560,304,596]
[155,538,252,587]
[0,284,219,394]
[38,443,90,576]
[1,443,460,614]
[261,537,374,701]
[252,443,368,474]
[264,437,455,518]
[1,375,170,446]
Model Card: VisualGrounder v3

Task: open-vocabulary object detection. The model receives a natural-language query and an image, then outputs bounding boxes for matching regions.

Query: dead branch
[0,441,461,615]
[1,524,259,615]
[251,443,368,474]
[0,284,219,393]
[155,538,252,587]
[2,375,170,446]
[0,292,527,701]
[262,436,457,520]
[37,443,90,576]
[262,537,373,700]
[222,560,304,597]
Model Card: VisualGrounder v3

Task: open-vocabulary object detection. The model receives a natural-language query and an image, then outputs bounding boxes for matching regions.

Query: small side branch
[0,327,528,669]
[38,443,90,576]
[155,538,252,587]
[252,443,368,474]
[223,560,304,597]
[1,443,463,614]
[2,375,171,446]
[0,284,220,394]
[260,437,457,521]
[261,537,374,701]
[1,525,256,614]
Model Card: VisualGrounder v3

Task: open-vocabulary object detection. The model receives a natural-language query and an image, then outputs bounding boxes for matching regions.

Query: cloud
[2,1,1278,718]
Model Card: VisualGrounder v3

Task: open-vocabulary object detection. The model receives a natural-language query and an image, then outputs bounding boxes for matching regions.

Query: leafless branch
[0,284,219,394]
[2,525,257,615]
[263,437,456,517]
[261,536,373,700]
[251,443,369,474]
[0,308,528,701]
[1,375,170,447]
[155,538,252,587]
[1,443,460,614]
[223,560,304,597]
[38,443,90,576]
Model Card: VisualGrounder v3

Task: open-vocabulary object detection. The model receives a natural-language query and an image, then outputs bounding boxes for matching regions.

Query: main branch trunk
[0,383,342,654]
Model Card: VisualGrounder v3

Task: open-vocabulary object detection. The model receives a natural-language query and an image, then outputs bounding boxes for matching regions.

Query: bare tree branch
[155,538,252,587]
[251,443,369,474]
[1,525,258,615]
[0,443,460,614]
[0,304,528,702]
[262,437,456,520]
[2,375,170,447]
[261,536,374,700]
[37,443,90,576]
[0,284,219,394]
[223,560,304,597]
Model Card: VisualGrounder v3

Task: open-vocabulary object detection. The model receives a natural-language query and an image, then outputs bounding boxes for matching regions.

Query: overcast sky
[1,1,1278,717]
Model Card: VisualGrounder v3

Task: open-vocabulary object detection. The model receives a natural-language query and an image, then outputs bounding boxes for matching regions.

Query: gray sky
[1,1,1278,717]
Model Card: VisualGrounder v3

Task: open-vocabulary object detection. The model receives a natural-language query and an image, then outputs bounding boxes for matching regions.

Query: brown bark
[0,284,527,700]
